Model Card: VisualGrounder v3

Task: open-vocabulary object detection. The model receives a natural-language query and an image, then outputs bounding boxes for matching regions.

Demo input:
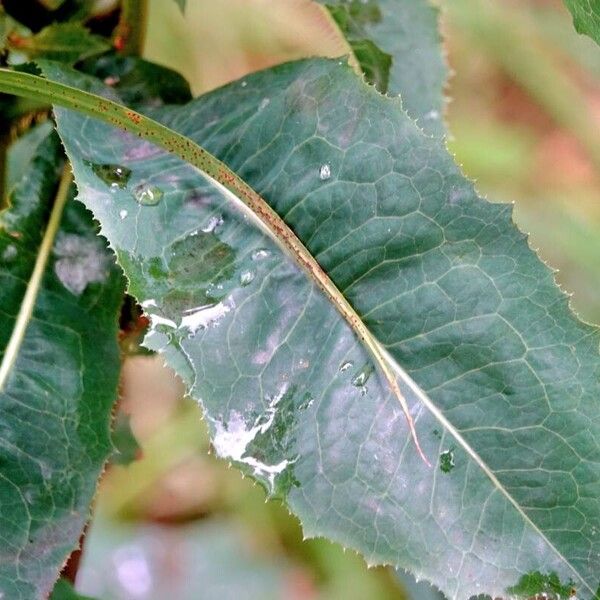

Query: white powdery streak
[179,298,234,334]
[148,314,177,329]
[211,384,292,489]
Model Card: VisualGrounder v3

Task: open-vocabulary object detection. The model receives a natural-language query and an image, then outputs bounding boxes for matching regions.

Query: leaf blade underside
[0,132,124,599]
[46,59,600,598]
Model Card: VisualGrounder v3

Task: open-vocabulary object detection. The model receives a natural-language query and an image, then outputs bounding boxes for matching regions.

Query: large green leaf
[563,0,600,45]
[0,131,124,599]
[44,59,600,598]
[319,0,447,135]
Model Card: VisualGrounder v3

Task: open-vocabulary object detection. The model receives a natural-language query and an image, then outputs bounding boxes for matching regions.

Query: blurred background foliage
[35,0,597,597]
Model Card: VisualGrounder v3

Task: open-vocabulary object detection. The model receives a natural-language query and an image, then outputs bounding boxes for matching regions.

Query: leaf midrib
[0,65,590,592]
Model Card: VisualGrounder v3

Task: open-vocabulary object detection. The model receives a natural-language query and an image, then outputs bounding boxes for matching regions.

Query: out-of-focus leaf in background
[563,0,600,45]
[7,23,110,64]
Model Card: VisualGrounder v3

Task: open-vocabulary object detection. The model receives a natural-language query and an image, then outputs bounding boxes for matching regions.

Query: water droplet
[240,269,255,286]
[439,449,455,473]
[241,80,247,87]
[251,248,271,261]
[119,209,128,220]
[133,184,163,206]
[201,214,224,233]
[2,244,17,262]
[84,161,131,189]
[351,363,374,387]
[259,97,270,111]
[319,163,331,180]
[339,361,353,372]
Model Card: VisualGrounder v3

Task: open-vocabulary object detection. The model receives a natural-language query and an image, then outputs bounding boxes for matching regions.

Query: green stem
[0,67,429,464]
[0,166,72,391]
[114,0,148,56]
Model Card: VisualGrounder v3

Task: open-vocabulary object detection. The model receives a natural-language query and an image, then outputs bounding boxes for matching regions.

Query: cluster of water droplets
[85,160,166,210]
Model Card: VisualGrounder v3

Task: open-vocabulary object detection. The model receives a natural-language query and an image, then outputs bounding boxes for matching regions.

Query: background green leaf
[320,0,447,135]
[8,23,109,65]
[46,57,600,599]
[563,0,600,45]
[0,130,124,599]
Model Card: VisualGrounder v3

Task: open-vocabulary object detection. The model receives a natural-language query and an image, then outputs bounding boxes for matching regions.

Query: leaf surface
[46,60,600,599]
[0,131,124,599]
[563,0,600,45]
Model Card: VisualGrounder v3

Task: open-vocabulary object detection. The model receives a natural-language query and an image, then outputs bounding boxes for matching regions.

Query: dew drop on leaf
[132,184,163,206]
[339,361,353,372]
[439,449,455,473]
[84,161,132,189]
[119,209,128,220]
[239,269,255,286]
[319,163,331,180]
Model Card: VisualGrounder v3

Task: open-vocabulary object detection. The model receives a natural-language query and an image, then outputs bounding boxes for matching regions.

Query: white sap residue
[201,214,224,233]
[179,298,234,334]
[210,384,294,490]
[148,314,177,329]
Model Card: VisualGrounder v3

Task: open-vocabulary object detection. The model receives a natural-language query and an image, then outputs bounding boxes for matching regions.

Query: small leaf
[50,579,96,600]
[563,0,600,45]
[507,571,577,600]
[327,2,392,92]
[321,0,447,135]
[8,23,109,64]
[78,53,192,108]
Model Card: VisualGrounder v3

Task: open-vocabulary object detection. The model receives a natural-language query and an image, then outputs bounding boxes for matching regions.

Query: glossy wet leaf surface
[0,131,124,599]
[47,59,600,599]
